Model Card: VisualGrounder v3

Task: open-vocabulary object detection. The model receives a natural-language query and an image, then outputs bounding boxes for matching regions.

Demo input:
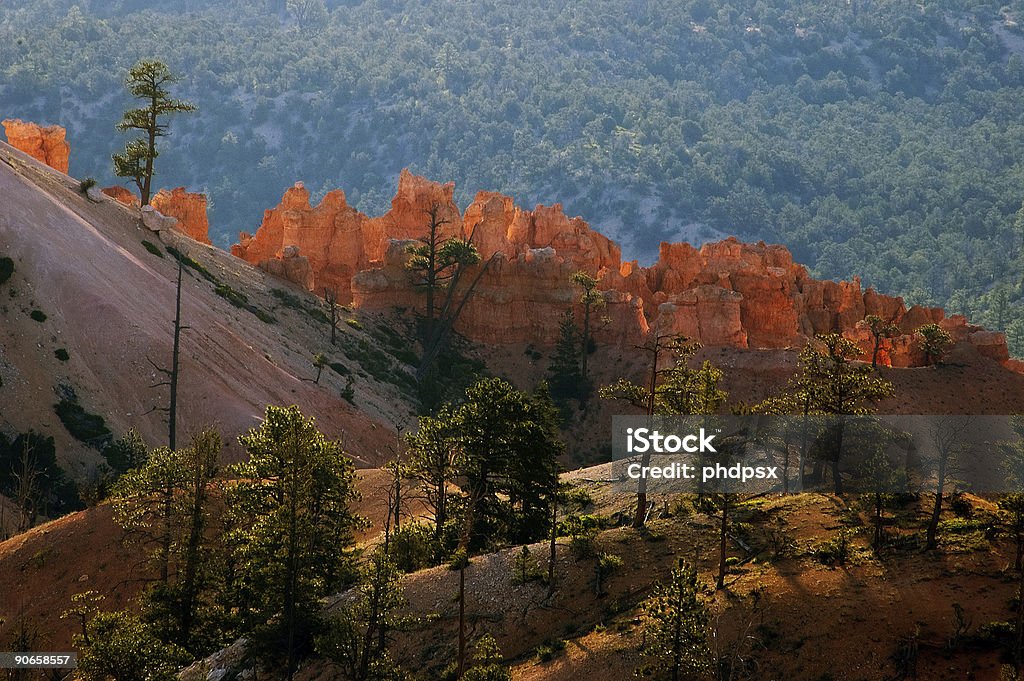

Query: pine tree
[113,60,196,205]
[74,610,186,681]
[110,430,221,652]
[547,309,584,402]
[601,336,726,527]
[639,560,712,681]
[570,271,605,382]
[796,334,895,494]
[316,551,411,681]
[227,405,365,680]
[462,635,511,681]
[405,404,460,543]
[917,323,952,366]
[863,314,900,369]
[406,203,484,380]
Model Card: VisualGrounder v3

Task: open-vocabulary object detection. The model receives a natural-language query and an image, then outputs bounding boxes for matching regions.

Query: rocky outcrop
[232,182,371,302]
[141,206,178,233]
[463,191,620,270]
[151,187,211,244]
[258,245,314,290]
[2,119,70,173]
[235,170,1015,368]
[364,169,463,261]
[102,186,141,207]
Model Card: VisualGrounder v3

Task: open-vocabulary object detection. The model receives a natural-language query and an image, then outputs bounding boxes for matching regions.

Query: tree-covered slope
[3,0,1024,351]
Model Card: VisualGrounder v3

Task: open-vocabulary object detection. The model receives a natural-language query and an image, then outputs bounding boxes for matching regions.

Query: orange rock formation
[233,170,1014,367]
[151,187,211,244]
[102,185,141,207]
[2,119,70,173]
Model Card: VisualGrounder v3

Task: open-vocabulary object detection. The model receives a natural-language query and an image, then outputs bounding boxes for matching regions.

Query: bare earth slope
[0,140,416,475]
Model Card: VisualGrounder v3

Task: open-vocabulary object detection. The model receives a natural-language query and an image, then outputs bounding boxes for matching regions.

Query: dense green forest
[3,0,1024,353]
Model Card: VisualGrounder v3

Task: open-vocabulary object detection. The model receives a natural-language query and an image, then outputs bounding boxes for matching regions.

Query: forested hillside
[3,0,1024,352]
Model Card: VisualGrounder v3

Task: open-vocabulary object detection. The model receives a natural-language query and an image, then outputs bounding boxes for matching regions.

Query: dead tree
[925,417,973,551]
[149,260,188,450]
[324,287,340,345]
[14,438,40,533]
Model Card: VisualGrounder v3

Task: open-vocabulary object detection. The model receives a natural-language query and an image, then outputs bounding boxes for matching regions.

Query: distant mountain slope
[2,0,1024,353]
[0,140,412,482]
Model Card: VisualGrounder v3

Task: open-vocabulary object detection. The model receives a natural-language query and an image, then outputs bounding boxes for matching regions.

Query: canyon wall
[234,170,1013,367]
[2,119,70,173]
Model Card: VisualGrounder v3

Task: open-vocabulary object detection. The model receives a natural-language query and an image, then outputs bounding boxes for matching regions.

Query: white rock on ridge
[141,205,178,233]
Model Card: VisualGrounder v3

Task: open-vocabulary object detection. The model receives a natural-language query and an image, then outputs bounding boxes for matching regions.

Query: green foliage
[111,431,223,653]
[596,551,623,578]
[74,610,187,681]
[345,317,363,330]
[638,561,712,681]
[569,271,604,382]
[814,529,856,566]
[511,545,543,585]
[102,427,147,473]
[0,430,82,519]
[79,176,97,193]
[601,336,726,415]
[165,246,215,283]
[917,323,953,366]
[406,378,562,552]
[389,522,439,572]
[142,240,164,257]
[0,256,14,285]
[406,237,481,287]
[343,335,416,394]
[417,342,487,413]
[54,398,112,448]
[315,551,412,681]
[54,347,70,361]
[798,334,895,415]
[562,513,606,559]
[534,638,566,663]
[214,282,277,323]
[270,287,304,309]
[863,314,900,368]
[113,59,196,203]
[461,634,511,681]
[29,309,47,322]
[8,0,1024,352]
[227,405,365,673]
[340,376,355,404]
[547,309,585,405]
[313,351,327,383]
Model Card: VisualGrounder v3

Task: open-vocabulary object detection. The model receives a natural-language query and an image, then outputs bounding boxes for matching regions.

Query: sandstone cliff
[2,119,70,173]
[234,171,1015,367]
[151,187,212,244]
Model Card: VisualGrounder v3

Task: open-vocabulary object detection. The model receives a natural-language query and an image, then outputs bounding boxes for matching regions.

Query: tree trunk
[716,495,728,590]
[581,300,591,381]
[284,425,301,681]
[925,470,946,551]
[634,341,660,529]
[874,491,884,550]
[457,562,466,678]
[179,444,211,645]
[548,496,557,595]
[169,262,183,450]
[832,421,845,495]
[143,95,157,205]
